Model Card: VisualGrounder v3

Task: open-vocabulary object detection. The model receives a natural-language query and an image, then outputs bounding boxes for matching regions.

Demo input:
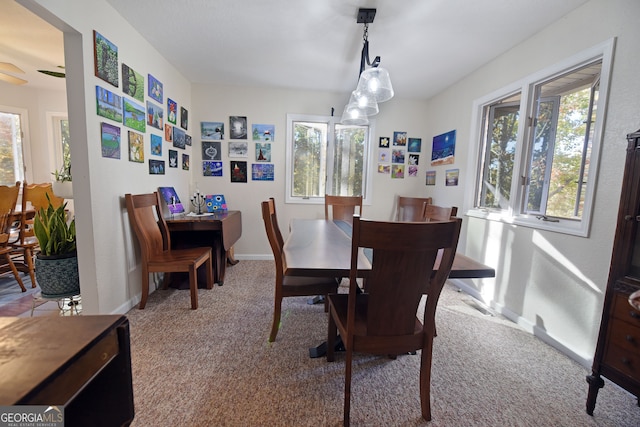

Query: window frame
[0,105,33,186]
[285,113,374,205]
[466,38,615,237]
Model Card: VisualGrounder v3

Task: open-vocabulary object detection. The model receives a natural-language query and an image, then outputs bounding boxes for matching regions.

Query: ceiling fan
[0,62,66,86]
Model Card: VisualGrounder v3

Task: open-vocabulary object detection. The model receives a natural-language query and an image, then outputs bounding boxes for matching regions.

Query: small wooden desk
[167,210,242,285]
[0,315,134,426]
[283,219,495,279]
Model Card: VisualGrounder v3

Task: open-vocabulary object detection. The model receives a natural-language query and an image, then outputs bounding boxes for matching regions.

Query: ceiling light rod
[357,9,380,77]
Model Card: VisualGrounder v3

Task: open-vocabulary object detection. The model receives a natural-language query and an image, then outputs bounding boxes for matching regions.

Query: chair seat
[282,275,339,296]
[148,247,211,268]
[328,293,424,355]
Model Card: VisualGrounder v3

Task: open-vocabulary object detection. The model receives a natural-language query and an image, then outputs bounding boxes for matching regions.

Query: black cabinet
[587,129,640,414]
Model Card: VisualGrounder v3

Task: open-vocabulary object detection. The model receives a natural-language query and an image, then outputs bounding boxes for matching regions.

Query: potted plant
[33,196,80,297]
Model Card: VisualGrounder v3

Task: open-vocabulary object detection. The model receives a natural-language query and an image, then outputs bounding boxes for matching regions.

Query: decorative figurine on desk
[190,190,206,215]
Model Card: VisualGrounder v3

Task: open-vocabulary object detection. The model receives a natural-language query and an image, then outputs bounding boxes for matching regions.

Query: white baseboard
[448,278,593,369]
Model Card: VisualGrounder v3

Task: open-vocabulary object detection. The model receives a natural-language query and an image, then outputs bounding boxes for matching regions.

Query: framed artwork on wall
[252,163,274,181]
[96,85,122,123]
[146,101,164,130]
[180,107,188,130]
[167,98,177,124]
[93,30,118,88]
[122,63,144,102]
[168,149,178,168]
[203,161,223,177]
[408,137,422,153]
[128,130,144,163]
[255,143,271,161]
[123,98,146,133]
[182,154,190,171]
[230,161,248,183]
[149,159,165,175]
[252,124,274,141]
[426,170,436,185]
[165,124,173,142]
[100,122,121,159]
[173,126,186,149]
[229,116,247,139]
[431,130,456,166]
[229,141,248,157]
[202,141,221,160]
[148,74,163,103]
[201,121,224,140]
[150,134,162,156]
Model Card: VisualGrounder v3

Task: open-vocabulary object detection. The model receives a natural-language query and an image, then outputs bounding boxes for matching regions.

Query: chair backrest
[261,198,285,277]
[0,182,20,216]
[21,182,64,213]
[125,192,170,260]
[325,195,363,223]
[395,196,433,221]
[348,216,462,337]
[0,212,12,247]
[423,204,458,222]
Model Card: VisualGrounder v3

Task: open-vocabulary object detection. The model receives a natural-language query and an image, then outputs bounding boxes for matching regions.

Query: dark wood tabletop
[283,218,495,279]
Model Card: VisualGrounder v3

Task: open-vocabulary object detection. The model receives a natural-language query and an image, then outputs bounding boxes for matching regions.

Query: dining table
[282,218,496,357]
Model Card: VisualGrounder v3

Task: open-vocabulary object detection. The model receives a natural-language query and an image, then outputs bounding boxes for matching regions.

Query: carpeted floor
[124,260,640,426]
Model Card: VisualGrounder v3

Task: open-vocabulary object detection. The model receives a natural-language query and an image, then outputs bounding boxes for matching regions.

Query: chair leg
[205,255,214,289]
[344,346,353,427]
[4,253,26,292]
[419,335,434,421]
[327,306,337,362]
[269,296,282,342]
[189,264,198,309]
[139,266,150,309]
[24,247,36,288]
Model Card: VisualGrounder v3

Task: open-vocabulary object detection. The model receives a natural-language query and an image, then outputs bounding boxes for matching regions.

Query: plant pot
[35,252,80,298]
[52,181,73,199]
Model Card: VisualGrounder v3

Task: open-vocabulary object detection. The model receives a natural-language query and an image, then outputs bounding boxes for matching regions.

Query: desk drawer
[608,317,640,354]
[604,341,640,378]
[611,293,640,326]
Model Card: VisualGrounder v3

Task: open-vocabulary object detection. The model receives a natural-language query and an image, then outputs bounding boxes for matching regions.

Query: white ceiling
[1,0,589,99]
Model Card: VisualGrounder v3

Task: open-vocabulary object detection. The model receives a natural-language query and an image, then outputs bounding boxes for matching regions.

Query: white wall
[190,85,433,257]
[425,0,640,366]
[22,0,194,314]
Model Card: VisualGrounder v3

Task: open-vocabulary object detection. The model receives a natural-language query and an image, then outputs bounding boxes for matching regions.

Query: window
[49,114,71,179]
[0,107,28,186]
[285,114,373,204]
[471,39,615,236]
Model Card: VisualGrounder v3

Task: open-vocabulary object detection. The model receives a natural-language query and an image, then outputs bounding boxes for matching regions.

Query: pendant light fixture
[341,8,394,125]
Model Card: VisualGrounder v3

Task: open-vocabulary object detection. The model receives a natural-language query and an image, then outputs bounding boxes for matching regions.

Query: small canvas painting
[202,141,221,160]
[392,164,405,179]
[252,124,274,141]
[93,31,118,87]
[123,98,146,133]
[96,85,123,123]
[148,74,163,103]
[146,101,164,130]
[408,137,422,153]
[122,64,144,102]
[182,154,190,170]
[168,149,178,168]
[252,163,274,181]
[203,161,223,177]
[432,130,456,166]
[201,121,224,140]
[180,107,188,130]
[393,131,407,146]
[128,130,144,163]
[150,134,162,156]
[165,124,173,142]
[426,170,436,186]
[100,122,121,159]
[167,98,177,124]
[229,116,247,139]
[158,186,185,214]
[255,143,271,162]
[205,194,227,212]
[173,126,186,149]
[230,161,248,183]
[149,159,165,175]
[229,141,248,157]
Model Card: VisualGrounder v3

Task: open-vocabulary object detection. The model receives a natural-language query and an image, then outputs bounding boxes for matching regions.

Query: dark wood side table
[0,315,134,427]
[167,210,242,285]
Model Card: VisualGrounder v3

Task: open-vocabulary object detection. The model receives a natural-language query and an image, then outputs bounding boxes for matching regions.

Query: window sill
[465,208,589,238]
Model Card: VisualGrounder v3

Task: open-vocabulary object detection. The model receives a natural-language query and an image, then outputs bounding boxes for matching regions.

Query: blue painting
[431,130,456,166]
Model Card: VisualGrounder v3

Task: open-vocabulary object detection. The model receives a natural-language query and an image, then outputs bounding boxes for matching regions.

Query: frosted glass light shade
[347,90,379,116]
[356,66,394,103]
[340,103,369,126]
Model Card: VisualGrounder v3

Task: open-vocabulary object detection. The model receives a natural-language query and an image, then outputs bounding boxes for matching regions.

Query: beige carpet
[125,260,640,426]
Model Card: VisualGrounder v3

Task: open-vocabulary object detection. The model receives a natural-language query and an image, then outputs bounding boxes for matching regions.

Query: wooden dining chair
[325,195,363,223]
[0,211,26,292]
[423,204,458,221]
[395,196,433,221]
[125,192,213,309]
[1,182,36,289]
[326,216,462,426]
[261,198,339,342]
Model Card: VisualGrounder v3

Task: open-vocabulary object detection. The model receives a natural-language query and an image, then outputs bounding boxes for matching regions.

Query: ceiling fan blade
[0,62,25,74]
[0,72,28,85]
[38,70,66,78]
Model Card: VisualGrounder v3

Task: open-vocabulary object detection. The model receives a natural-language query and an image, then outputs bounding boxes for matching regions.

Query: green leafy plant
[33,195,76,256]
